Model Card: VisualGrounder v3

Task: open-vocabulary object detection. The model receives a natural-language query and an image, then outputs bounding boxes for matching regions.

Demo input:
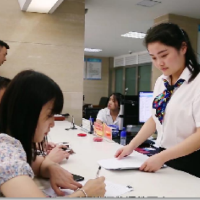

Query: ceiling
[84,0,200,57]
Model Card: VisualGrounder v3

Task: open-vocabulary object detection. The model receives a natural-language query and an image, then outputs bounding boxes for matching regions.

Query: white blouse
[152,67,200,149]
[96,107,120,127]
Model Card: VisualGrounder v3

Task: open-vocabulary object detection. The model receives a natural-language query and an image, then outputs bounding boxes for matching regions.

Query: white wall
[0,0,85,125]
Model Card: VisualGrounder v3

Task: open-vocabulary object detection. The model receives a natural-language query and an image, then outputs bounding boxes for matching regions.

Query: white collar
[161,67,191,84]
[106,107,120,117]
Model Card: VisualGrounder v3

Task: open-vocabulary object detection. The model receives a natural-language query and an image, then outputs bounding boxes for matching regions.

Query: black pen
[96,166,101,178]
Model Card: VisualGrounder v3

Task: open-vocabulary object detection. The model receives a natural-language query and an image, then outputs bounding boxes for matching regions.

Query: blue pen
[89,116,94,133]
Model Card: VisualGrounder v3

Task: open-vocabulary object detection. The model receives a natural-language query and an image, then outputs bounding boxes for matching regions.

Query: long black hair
[144,23,200,82]
[0,76,11,90]
[0,70,63,165]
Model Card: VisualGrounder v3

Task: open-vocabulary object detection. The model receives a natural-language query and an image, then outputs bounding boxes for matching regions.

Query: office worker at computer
[115,23,200,178]
[0,70,106,197]
[96,93,123,127]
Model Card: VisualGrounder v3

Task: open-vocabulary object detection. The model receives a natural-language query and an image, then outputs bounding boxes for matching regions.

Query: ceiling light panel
[121,32,146,39]
[137,0,161,7]
[26,0,59,13]
[84,48,102,52]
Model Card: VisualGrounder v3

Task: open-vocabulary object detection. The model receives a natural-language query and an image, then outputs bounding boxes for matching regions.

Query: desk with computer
[112,91,154,147]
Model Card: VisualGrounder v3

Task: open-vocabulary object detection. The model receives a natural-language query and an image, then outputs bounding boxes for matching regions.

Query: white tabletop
[35,121,200,197]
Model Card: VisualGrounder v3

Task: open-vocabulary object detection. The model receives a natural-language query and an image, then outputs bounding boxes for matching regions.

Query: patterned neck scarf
[153,78,185,124]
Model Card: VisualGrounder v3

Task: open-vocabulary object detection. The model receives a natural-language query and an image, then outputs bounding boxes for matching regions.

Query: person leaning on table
[115,23,200,178]
[0,70,106,197]
[0,76,69,164]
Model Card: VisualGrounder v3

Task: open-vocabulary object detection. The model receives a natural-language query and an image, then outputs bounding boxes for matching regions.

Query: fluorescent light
[18,0,64,13]
[137,0,161,7]
[121,32,146,39]
[26,0,60,13]
[84,48,102,52]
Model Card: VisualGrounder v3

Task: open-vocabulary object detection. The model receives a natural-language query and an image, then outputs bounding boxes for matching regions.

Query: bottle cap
[120,130,126,137]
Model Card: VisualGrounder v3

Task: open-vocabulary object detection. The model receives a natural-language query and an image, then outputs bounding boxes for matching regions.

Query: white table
[35,121,200,197]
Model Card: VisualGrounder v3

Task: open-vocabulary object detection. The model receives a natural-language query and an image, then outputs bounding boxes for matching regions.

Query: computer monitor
[139,91,154,124]
[123,95,139,127]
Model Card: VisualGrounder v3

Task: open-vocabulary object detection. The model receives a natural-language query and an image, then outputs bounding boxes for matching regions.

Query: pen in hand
[96,166,101,178]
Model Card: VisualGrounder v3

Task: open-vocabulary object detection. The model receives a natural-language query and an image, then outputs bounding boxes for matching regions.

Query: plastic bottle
[108,125,119,138]
[120,129,127,146]
[89,116,94,134]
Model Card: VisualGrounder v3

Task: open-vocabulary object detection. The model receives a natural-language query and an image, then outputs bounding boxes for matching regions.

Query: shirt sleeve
[96,109,104,122]
[0,134,34,185]
[192,93,200,127]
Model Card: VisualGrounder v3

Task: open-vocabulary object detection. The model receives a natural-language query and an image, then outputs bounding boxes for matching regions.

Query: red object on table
[54,116,65,121]
[77,133,87,137]
[93,137,103,142]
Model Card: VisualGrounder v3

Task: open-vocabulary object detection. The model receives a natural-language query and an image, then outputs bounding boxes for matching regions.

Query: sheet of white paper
[104,180,133,197]
[43,180,133,197]
[98,152,149,170]
[54,114,62,117]
[82,118,91,132]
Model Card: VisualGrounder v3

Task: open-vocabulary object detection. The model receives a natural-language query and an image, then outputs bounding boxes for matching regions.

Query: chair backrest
[84,107,101,120]
[99,97,109,107]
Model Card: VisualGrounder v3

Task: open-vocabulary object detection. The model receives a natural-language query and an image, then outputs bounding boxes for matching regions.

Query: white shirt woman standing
[115,23,200,178]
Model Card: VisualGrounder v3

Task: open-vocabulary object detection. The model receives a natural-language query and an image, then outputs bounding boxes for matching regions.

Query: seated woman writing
[0,76,69,165]
[0,70,105,197]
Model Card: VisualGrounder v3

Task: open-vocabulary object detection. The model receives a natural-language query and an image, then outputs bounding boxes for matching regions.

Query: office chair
[82,96,109,119]
[92,97,109,109]
[83,107,101,120]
